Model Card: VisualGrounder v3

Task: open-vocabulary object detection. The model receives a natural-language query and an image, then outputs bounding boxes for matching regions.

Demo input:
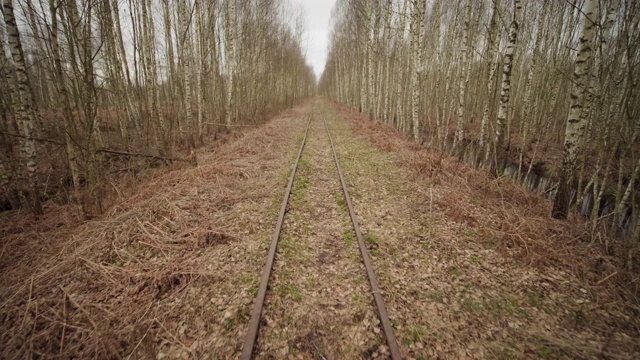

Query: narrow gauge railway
[240,115,402,360]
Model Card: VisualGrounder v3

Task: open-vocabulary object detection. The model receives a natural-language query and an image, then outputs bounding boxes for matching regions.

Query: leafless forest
[320,0,640,262]
[1,0,315,216]
[1,0,640,358]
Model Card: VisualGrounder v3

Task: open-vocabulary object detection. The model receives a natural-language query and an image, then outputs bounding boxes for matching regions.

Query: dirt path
[254,102,388,359]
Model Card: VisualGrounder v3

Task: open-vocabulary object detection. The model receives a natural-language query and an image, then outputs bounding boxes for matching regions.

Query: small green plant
[280,235,293,251]
[410,326,426,342]
[291,289,302,302]
[465,228,479,237]
[343,229,354,246]
[280,284,303,302]
[461,298,483,312]
[469,254,481,265]
[335,194,347,211]
[294,176,309,190]
[426,291,444,303]
[486,294,517,318]
[365,234,379,247]
[450,266,461,277]
[536,346,551,358]
[526,291,543,309]
[240,273,254,285]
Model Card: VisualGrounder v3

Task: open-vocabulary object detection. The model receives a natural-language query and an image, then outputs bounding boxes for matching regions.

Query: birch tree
[0,0,315,215]
[409,0,425,142]
[321,0,640,239]
[491,0,522,171]
[3,0,42,214]
[479,0,501,153]
[225,0,237,129]
[453,0,472,150]
[552,0,598,219]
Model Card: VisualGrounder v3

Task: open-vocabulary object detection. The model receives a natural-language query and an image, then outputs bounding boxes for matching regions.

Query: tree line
[319,0,640,265]
[0,0,315,216]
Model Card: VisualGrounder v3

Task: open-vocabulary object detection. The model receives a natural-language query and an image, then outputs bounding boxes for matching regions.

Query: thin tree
[490,0,522,172]
[3,0,43,214]
[552,0,598,219]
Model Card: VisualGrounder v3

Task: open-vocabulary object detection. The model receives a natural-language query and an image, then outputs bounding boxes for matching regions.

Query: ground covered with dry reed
[328,101,639,359]
[0,102,310,359]
[1,98,638,359]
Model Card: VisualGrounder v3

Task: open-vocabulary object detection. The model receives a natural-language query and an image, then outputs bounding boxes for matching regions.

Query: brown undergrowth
[0,103,311,358]
[350,108,637,286]
[327,101,639,358]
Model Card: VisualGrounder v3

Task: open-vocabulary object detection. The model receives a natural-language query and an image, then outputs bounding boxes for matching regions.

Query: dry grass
[254,109,387,358]
[0,102,311,359]
[327,100,640,358]
[347,105,637,287]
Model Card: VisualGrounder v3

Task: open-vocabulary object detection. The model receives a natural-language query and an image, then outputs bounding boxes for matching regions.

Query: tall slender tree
[491,0,522,171]
[3,0,42,214]
[552,0,598,219]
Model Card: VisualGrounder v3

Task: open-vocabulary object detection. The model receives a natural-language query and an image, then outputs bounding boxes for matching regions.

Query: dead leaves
[329,104,640,359]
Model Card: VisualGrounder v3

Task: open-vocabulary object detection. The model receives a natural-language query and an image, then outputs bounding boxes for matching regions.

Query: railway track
[240,114,401,360]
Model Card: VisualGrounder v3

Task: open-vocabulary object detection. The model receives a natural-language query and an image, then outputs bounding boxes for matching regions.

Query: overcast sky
[291,0,337,81]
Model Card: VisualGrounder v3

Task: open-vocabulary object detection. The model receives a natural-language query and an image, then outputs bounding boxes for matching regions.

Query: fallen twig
[96,148,191,163]
[597,271,618,285]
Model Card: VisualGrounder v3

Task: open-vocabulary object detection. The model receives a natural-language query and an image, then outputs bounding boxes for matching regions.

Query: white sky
[291,0,337,80]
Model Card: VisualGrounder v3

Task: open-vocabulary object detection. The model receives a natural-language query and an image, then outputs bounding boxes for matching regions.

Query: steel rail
[240,117,312,360]
[324,119,403,360]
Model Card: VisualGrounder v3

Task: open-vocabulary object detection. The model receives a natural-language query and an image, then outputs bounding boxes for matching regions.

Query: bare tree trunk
[394,0,408,131]
[453,0,472,150]
[225,0,237,129]
[552,0,598,219]
[491,0,522,173]
[178,0,194,147]
[49,0,81,208]
[195,0,205,144]
[380,0,393,123]
[479,0,501,156]
[3,0,43,214]
[410,0,424,142]
[518,2,547,179]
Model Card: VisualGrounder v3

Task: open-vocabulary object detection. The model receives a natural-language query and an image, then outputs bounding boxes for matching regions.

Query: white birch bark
[492,0,522,170]
[394,0,408,130]
[453,0,472,149]
[410,0,425,142]
[178,0,194,145]
[479,0,501,152]
[225,0,237,129]
[552,0,598,219]
[3,0,42,214]
[49,0,81,206]
[381,0,393,123]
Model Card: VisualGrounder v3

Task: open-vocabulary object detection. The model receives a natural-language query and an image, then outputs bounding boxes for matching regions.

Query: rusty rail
[240,117,311,360]
[324,119,402,360]
[240,116,402,359]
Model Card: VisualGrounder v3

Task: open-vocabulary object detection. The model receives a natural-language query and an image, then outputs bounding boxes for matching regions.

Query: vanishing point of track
[239,115,402,360]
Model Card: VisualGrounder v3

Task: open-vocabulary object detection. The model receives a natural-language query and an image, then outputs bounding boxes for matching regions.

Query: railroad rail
[240,115,401,360]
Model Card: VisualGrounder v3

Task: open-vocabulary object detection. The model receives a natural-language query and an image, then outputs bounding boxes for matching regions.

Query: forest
[1,0,640,358]
[0,0,315,216]
[320,0,640,262]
